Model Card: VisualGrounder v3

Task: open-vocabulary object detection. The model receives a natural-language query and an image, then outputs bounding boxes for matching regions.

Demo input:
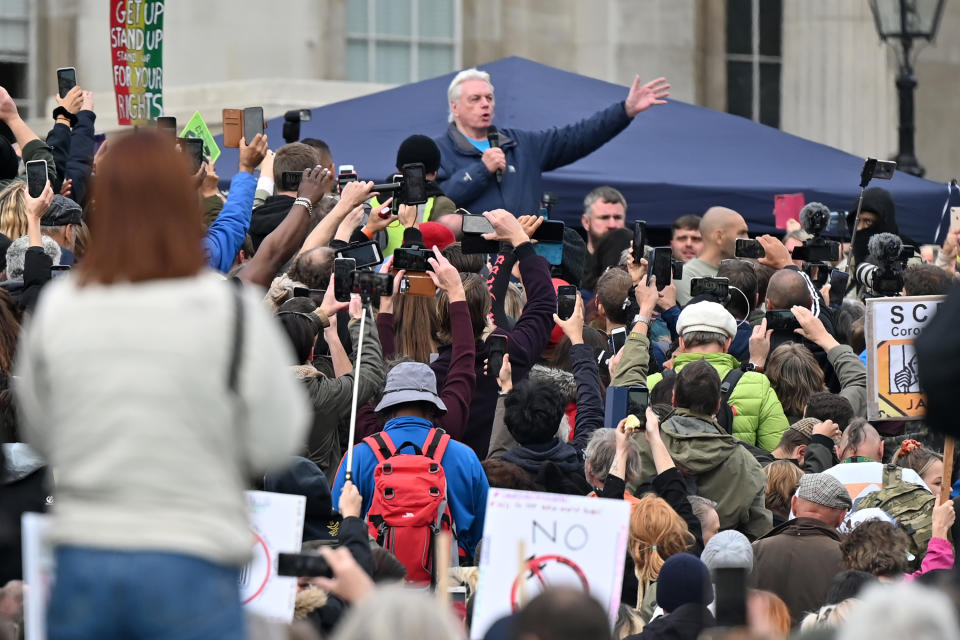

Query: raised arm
[65,91,97,205]
[555,294,604,458]
[295,180,374,259]
[1,87,57,184]
[204,134,267,272]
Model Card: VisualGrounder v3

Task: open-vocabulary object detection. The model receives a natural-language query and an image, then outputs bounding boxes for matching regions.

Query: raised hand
[624,76,670,117]
[297,165,333,206]
[238,132,268,174]
[57,86,83,115]
[427,246,465,302]
[482,209,529,247]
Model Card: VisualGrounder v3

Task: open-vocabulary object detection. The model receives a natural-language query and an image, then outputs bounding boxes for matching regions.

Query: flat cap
[797,472,852,511]
[40,195,82,227]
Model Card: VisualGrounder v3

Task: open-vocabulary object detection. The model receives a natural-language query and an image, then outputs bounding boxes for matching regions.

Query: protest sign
[21,491,305,635]
[866,295,944,420]
[241,491,306,623]
[22,513,52,640]
[470,490,630,640]
[179,110,221,164]
[110,0,164,125]
[773,193,805,229]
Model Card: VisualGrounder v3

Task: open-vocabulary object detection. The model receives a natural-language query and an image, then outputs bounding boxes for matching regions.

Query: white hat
[676,301,737,339]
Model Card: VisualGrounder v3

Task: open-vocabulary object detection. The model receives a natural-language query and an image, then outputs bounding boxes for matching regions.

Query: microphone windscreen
[799,202,830,234]
[867,232,902,261]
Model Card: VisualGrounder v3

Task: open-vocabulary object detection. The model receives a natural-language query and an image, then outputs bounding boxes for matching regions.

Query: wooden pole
[941,436,955,505]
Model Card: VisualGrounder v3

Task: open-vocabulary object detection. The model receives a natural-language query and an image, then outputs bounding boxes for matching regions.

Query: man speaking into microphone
[435,68,669,214]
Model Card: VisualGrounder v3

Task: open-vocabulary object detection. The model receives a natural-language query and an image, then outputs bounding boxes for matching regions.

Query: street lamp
[868,0,947,177]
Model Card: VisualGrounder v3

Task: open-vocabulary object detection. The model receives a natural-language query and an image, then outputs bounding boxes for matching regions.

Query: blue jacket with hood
[434,101,632,215]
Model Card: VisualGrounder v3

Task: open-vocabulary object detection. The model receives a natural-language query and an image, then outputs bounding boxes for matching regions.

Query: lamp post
[869,0,946,176]
[868,0,946,178]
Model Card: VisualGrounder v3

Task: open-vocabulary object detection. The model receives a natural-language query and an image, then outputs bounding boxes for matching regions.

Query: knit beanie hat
[656,553,713,613]
[701,530,754,574]
[396,134,441,175]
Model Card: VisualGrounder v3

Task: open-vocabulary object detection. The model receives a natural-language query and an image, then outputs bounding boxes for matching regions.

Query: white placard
[21,490,306,637]
[865,295,944,420]
[22,512,52,640]
[240,491,306,623]
[470,489,631,640]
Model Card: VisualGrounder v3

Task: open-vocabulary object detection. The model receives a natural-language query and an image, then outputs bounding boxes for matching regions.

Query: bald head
[699,207,748,262]
[838,419,883,462]
[766,269,811,310]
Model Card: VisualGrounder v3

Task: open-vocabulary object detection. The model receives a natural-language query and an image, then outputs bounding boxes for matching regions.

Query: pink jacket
[905,537,955,580]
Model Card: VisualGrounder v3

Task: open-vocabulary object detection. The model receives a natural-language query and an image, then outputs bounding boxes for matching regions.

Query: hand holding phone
[648,247,672,291]
[25,160,48,199]
[486,334,508,378]
[735,238,765,259]
[556,285,578,321]
[56,67,77,99]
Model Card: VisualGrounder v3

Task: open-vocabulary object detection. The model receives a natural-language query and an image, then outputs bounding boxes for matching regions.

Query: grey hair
[583,186,627,218]
[584,428,642,485]
[5,235,61,279]
[330,585,464,640]
[837,582,959,640]
[447,68,494,123]
[680,330,728,349]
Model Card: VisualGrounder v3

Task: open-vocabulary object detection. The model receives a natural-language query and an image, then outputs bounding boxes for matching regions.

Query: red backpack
[362,427,453,585]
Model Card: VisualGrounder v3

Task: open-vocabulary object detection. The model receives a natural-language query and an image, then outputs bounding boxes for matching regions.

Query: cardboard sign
[241,491,306,623]
[179,110,221,164]
[21,513,52,640]
[470,490,630,639]
[21,491,306,636]
[110,1,164,125]
[866,295,945,420]
[773,193,805,230]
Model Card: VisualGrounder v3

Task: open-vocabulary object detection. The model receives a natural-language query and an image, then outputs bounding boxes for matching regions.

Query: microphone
[799,202,830,236]
[868,232,902,263]
[854,232,903,296]
[487,126,502,184]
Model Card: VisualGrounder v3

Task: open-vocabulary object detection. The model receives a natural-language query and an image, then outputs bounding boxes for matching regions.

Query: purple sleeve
[436,301,477,440]
[506,242,557,373]
[376,311,397,360]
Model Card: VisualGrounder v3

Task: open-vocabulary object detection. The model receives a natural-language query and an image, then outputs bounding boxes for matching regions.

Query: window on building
[726,0,781,128]
[0,0,30,117]
[347,0,461,83]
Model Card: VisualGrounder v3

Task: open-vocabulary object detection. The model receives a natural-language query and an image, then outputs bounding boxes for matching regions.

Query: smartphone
[333,258,356,303]
[399,273,437,297]
[56,67,76,98]
[828,269,849,307]
[277,552,333,579]
[486,334,508,377]
[280,170,304,192]
[222,108,242,148]
[713,567,747,628]
[336,241,383,269]
[243,106,264,145]
[399,162,428,205]
[393,247,433,272]
[648,247,672,290]
[293,287,326,306]
[532,220,564,243]
[610,326,627,353]
[177,137,204,172]
[627,386,649,425]
[352,271,392,297]
[25,160,47,198]
[462,214,495,236]
[338,165,358,193]
[765,309,800,331]
[461,234,500,254]
[865,158,897,182]
[156,116,177,139]
[632,221,647,264]
[557,285,577,321]
[690,276,729,301]
[735,238,765,259]
[671,259,684,280]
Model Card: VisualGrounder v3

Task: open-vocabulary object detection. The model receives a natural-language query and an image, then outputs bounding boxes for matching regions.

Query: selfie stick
[344,304,367,483]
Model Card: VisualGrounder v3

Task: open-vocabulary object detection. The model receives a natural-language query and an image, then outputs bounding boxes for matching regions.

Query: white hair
[5,234,61,279]
[331,585,464,640]
[447,68,494,123]
[837,582,960,640]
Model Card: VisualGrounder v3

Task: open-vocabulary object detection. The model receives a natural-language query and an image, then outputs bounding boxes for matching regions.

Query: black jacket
[502,439,591,495]
[625,604,715,640]
[249,195,295,250]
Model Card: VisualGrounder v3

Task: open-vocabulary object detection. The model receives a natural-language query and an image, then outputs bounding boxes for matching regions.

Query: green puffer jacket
[611,333,789,451]
[636,408,773,539]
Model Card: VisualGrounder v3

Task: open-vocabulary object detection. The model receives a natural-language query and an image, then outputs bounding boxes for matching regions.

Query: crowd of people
[1,65,960,640]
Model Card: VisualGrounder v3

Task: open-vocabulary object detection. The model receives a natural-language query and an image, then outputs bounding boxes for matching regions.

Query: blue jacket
[435,101,632,214]
[204,171,256,273]
[66,110,97,206]
[331,416,489,557]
